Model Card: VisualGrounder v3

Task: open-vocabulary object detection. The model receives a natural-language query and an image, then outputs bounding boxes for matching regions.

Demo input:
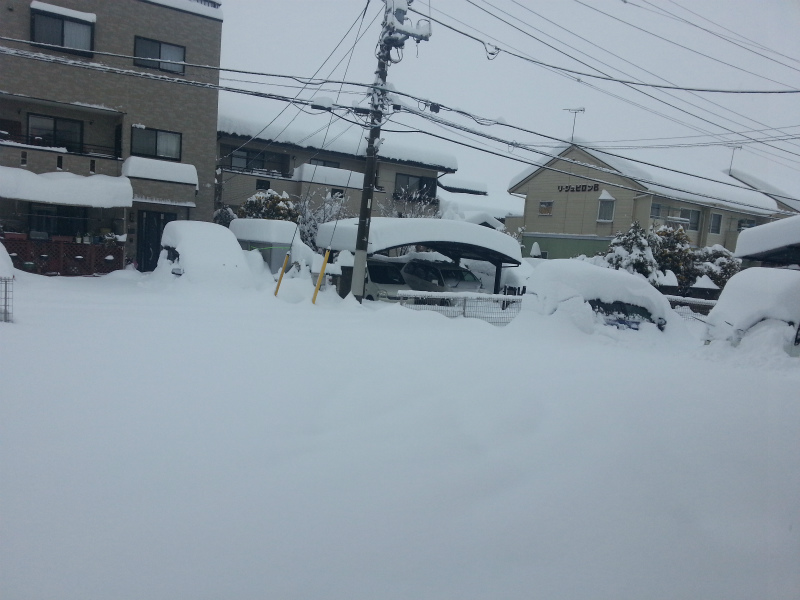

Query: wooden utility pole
[351,0,431,302]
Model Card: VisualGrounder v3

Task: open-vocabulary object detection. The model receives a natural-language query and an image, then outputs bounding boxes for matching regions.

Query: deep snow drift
[1,265,798,600]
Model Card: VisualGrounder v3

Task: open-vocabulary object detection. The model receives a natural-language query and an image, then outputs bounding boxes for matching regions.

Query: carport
[735,215,800,266]
[316,217,522,293]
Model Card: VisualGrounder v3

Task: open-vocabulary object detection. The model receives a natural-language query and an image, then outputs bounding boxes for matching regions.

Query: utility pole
[351,0,431,302]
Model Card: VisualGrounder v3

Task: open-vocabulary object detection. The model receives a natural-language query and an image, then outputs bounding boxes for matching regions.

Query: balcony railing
[0,132,120,159]
[0,237,124,276]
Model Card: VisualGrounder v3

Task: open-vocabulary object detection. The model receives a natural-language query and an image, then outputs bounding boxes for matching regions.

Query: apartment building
[505,144,791,259]
[0,0,222,272]
[217,110,458,221]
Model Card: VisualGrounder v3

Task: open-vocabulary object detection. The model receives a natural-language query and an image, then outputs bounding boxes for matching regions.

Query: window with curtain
[131,127,181,160]
[134,37,186,74]
[32,10,93,53]
[597,199,615,221]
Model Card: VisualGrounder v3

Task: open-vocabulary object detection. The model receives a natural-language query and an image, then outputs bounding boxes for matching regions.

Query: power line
[406,7,800,93]
[571,0,800,90]
[473,0,800,166]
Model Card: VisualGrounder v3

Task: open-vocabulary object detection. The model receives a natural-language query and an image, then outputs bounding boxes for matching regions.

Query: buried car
[364,258,410,302]
[705,267,800,354]
[400,259,485,294]
[526,259,671,331]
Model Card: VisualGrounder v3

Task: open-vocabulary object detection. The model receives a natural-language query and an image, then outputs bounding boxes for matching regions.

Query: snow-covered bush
[653,225,695,294]
[296,189,353,251]
[601,221,659,283]
[238,190,299,222]
[213,204,237,228]
[693,244,741,289]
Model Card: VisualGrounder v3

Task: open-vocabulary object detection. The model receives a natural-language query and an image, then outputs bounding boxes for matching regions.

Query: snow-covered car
[364,258,410,302]
[526,259,671,331]
[157,221,252,287]
[400,259,485,294]
[705,267,800,354]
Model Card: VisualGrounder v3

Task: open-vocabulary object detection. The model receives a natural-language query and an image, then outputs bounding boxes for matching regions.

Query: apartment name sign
[557,183,600,193]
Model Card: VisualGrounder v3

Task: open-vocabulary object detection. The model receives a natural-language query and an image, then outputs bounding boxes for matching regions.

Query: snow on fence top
[142,0,223,20]
[291,164,364,190]
[0,166,132,208]
[316,217,522,263]
[121,157,198,188]
[30,1,96,22]
[734,215,800,259]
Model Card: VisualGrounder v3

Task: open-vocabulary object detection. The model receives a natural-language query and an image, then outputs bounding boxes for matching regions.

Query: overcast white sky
[217,0,800,206]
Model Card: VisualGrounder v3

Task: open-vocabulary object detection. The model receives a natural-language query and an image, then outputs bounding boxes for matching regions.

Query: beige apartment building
[0,0,222,272]
[217,114,458,221]
[506,144,792,259]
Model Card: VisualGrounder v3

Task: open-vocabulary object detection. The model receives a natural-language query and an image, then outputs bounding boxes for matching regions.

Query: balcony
[0,131,119,159]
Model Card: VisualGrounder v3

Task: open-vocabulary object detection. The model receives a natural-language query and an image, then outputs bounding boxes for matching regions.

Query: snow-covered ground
[1,265,798,600]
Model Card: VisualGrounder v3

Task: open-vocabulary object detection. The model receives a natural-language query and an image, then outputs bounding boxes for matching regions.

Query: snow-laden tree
[601,221,660,283]
[296,189,353,251]
[213,204,237,228]
[237,189,299,222]
[693,244,741,289]
[652,225,695,294]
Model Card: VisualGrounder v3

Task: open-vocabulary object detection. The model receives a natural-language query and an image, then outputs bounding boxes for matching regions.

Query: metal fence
[398,291,523,326]
[665,295,716,322]
[1,277,12,323]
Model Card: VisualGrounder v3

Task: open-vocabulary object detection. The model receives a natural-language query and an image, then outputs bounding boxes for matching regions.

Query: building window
[310,158,340,168]
[29,203,88,236]
[28,114,83,153]
[709,213,722,235]
[597,199,615,222]
[131,127,181,160]
[31,8,93,54]
[394,173,436,200]
[738,218,756,231]
[255,179,270,191]
[680,208,701,231]
[134,37,185,74]
[221,146,287,173]
[650,203,661,218]
[538,201,553,216]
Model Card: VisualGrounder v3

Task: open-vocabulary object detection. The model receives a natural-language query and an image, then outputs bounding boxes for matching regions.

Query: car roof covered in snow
[734,215,800,264]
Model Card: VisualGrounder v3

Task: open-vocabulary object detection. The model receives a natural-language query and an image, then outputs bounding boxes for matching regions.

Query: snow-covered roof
[459,211,505,230]
[316,217,522,264]
[437,188,524,219]
[0,166,132,208]
[121,157,198,188]
[525,259,672,323]
[438,174,488,195]
[508,143,782,216]
[691,274,720,289]
[229,218,298,245]
[31,1,96,23]
[0,243,13,278]
[291,163,364,189]
[218,104,457,173]
[730,169,800,213]
[734,215,800,260]
[707,267,800,337]
[143,0,223,20]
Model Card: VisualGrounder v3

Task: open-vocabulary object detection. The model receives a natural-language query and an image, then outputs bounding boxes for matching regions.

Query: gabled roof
[508,143,781,216]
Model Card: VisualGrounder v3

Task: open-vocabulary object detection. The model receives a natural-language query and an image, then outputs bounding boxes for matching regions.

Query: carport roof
[316,218,522,266]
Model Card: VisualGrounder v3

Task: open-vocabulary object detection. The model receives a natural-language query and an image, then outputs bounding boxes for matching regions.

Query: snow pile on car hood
[155,221,253,288]
[526,259,672,322]
[706,267,800,339]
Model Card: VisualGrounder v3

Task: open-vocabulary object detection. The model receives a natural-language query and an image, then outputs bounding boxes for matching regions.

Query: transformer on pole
[351,0,431,302]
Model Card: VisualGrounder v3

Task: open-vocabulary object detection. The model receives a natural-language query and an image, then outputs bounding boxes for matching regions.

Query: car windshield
[368,263,405,285]
[441,269,478,284]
